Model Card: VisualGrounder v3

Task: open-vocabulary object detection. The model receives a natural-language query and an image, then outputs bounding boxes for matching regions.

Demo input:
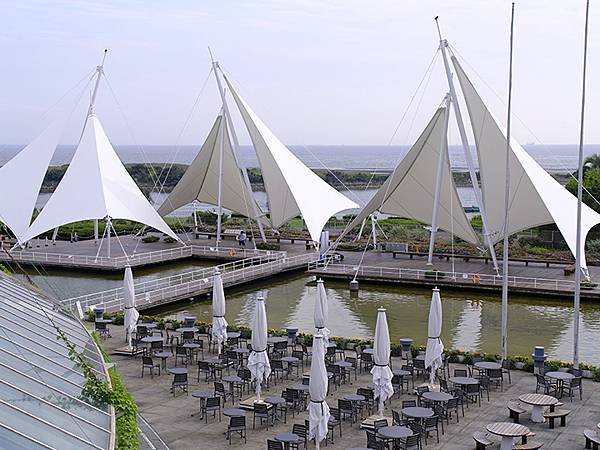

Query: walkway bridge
[62,252,318,313]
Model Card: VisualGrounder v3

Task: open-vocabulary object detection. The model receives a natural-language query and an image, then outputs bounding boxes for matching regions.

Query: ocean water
[1,143,598,173]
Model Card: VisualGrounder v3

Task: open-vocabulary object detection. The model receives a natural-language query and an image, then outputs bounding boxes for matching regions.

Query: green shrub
[163,236,177,243]
[527,246,551,256]
[256,242,280,251]
[588,239,600,255]
[424,270,446,279]
[142,235,159,243]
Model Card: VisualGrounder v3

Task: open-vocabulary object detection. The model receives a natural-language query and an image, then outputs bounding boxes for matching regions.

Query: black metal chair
[453,369,468,377]
[327,407,342,444]
[562,376,583,401]
[227,415,246,444]
[95,321,110,339]
[203,396,221,423]
[271,360,285,384]
[536,373,557,396]
[423,415,440,444]
[214,381,234,405]
[292,423,307,449]
[171,372,188,396]
[488,368,504,391]
[402,400,417,408]
[338,399,355,425]
[141,356,160,378]
[253,402,271,430]
[197,360,212,382]
[267,439,283,450]
[464,383,481,407]
[175,346,188,366]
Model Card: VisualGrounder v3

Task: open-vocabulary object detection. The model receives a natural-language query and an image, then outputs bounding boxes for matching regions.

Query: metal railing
[63,252,317,312]
[308,261,583,292]
[0,245,282,269]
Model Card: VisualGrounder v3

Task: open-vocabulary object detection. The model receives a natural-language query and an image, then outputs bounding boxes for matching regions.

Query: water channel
[18,260,600,365]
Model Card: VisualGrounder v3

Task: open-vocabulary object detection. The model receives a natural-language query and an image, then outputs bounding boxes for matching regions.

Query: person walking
[237,230,247,248]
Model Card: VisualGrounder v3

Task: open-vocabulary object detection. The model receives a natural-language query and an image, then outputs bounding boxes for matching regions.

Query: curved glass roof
[0,272,112,449]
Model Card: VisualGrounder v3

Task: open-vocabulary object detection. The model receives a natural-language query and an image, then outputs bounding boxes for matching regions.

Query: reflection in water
[18,263,600,365]
[150,273,600,364]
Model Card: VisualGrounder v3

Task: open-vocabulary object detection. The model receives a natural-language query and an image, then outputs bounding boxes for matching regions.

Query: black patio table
[154,351,172,370]
[401,406,434,420]
[275,432,301,450]
[191,390,211,418]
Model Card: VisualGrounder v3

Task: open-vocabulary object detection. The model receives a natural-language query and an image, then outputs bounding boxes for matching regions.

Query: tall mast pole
[428,94,451,265]
[501,3,516,362]
[574,0,590,369]
[209,50,267,242]
[435,18,499,273]
[88,49,108,116]
[215,105,226,248]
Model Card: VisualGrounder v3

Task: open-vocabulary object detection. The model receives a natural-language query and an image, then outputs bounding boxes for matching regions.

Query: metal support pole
[435,24,499,272]
[106,217,111,258]
[216,108,226,248]
[501,3,515,362]
[574,0,590,369]
[94,219,99,244]
[428,94,451,265]
[371,215,377,246]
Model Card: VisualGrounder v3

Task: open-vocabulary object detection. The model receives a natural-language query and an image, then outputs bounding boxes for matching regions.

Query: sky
[0,0,598,147]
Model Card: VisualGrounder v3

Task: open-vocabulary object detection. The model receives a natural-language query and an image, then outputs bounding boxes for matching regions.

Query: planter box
[515,362,525,370]
[583,370,593,379]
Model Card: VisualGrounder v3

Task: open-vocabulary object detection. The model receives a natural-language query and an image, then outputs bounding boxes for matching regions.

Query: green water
[19,262,600,365]
[149,273,600,365]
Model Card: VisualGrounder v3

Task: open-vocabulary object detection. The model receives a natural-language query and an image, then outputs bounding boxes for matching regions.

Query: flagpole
[501,2,515,362]
[574,0,590,369]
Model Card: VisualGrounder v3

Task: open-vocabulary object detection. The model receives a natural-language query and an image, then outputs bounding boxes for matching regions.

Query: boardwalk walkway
[63,251,319,313]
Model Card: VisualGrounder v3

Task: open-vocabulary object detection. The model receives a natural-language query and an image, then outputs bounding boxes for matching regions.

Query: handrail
[62,252,317,312]
[308,261,584,292]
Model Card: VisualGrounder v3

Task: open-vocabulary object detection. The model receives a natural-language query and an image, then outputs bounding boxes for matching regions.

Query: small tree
[566,167,600,213]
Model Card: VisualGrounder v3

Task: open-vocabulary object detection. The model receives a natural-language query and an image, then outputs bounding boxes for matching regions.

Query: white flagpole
[574,0,590,369]
[215,107,225,248]
[501,3,516,361]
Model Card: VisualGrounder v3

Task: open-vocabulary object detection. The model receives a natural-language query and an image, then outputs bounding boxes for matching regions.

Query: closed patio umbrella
[308,334,330,450]
[212,269,228,355]
[248,297,271,400]
[371,307,394,417]
[314,279,331,347]
[123,266,139,349]
[425,287,444,385]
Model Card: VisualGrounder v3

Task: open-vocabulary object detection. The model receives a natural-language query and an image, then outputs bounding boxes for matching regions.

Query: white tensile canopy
[425,288,444,385]
[123,266,139,348]
[157,113,268,225]
[308,334,330,449]
[339,106,480,246]
[0,120,64,241]
[371,307,394,417]
[222,74,359,242]
[18,114,180,245]
[248,297,271,400]
[314,279,331,347]
[211,269,228,355]
[453,56,600,271]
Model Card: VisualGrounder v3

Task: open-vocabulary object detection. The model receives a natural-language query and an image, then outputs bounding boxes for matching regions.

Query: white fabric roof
[453,56,600,268]
[223,74,358,242]
[157,113,268,226]
[340,106,480,245]
[0,120,63,241]
[19,114,179,244]
[425,288,444,385]
[123,266,139,349]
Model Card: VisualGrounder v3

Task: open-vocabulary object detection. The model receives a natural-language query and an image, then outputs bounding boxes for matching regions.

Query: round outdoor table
[154,351,172,370]
[222,375,242,397]
[518,393,559,423]
[344,393,365,402]
[545,371,574,398]
[401,407,434,420]
[486,422,530,450]
[176,327,198,333]
[183,343,201,362]
[268,336,287,344]
[335,361,352,368]
[234,348,249,354]
[281,356,299,377]
[191,390,211,418]
[223,408,246,417]
[265,396,286,422]
[393,369,411,377]
[168,367,187,375]
[141,336,163,344]
[449,376,479,387]
[138,322,157,329]
[363,348,374,354]
[475,361,501,371]
[422,391,453,404]
[227,331,241,339]
[289,383,309,392]
[95,318,112,324]
[377,426,412,443]
[414,354,425,361]
[275,432,301,450]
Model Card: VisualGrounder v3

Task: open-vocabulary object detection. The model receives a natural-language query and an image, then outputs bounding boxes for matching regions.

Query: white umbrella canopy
[425,287,444,385]
[248,297,271,400]
[308,334,330,450]
[314,279,331,347]
[371,307,394,416]
[211,269,228,355]
[123,266,139,348]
